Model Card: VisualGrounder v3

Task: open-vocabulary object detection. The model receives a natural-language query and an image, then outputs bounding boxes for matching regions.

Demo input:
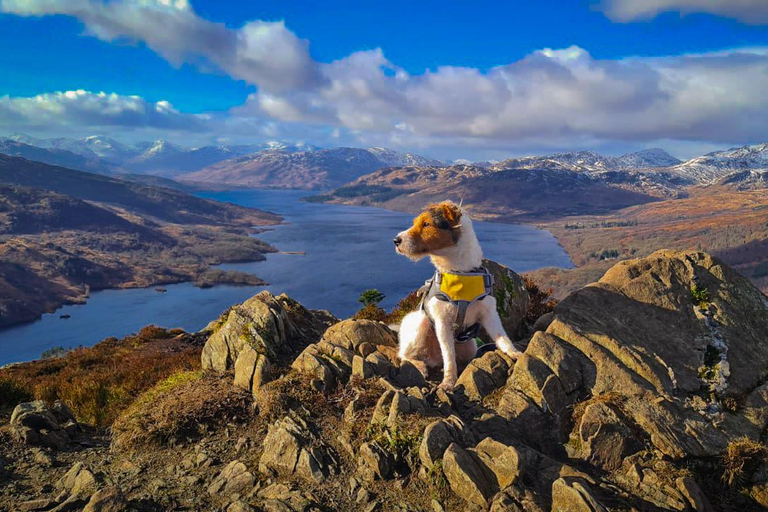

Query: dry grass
[0,375,33,410]
[352,291,421,324]
[721,437,768,488]
[0,326,202,427]
[112,370,251,451]
[523,275,559,324]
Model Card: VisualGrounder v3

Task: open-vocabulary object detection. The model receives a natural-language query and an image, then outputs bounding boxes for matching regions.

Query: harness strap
[418,267,493,343]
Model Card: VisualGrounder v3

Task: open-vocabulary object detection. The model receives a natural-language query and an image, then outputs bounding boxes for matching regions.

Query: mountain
[0,154,281,326]
[616,148,681,168]
[668,143,768,184]
[719,169,768,190]
[182,147,444,189]
[311,164,661,221]
[495,148,681,173]
[3,251,768,511]
[0,140,114,174]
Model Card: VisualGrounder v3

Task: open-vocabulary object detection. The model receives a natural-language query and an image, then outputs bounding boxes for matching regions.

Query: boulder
[259,416,335,484]
[442,443,497,506]
[455,350,510,401]
[474,438,524,490]
[357,442,394,481]
[481,259,530,341]
[10,401,71,449]
[550,477,607,512]
[202,291,333,373]
[503,251,768,460]
[82,486,128,512]
[208,461,255,498]
[56,462,97,498]
[578,402,640,471]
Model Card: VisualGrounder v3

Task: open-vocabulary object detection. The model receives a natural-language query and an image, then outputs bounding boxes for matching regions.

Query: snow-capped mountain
[719,169,768,190]
[0,140,114,174]
[616,149,681,169]
[668,143,768,184]
[366,147,443,167]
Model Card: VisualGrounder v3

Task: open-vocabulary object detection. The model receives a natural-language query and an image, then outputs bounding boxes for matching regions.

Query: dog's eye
[423,222,430,227]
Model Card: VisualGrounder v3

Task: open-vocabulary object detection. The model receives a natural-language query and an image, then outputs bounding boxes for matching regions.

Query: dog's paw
[437,381,455,392]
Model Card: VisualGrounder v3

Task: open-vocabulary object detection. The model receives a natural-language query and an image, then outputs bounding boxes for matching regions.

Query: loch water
[0,189,572,365]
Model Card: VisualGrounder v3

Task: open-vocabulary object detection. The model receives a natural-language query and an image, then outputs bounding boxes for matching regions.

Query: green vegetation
[588,248,621,261]
[40,346,70,359]
[0,326,201,427]
[691,284,711,308]
[358,289,386,307]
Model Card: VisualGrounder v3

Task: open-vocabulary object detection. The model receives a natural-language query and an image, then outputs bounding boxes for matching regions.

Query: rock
[357,442,394,482]
[202,291,332,372]
[208,461,255,498]
[394,360,428,388]
[352,355,373,379]
[82,486,128,512]
[19,499,58,511]
[456,351,510,401]
[259,416,334,484]
[550,477,607,512]
[57,462,97,497]
[226,501,255,512]
[675,477,714,512]
[532,311,554,332]
[233,346,271,395]
[482,259,530,341]
[10,401,70,449]
[578,402,640,471]
[442,443,496,506]
[320,319,398,352]
[365,352,393,376]
[258,483,315,511]
[419,420,459,469]
[474,438,523,489]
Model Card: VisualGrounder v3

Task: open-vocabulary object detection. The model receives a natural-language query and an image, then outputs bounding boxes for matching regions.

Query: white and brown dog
[394,201,522,390]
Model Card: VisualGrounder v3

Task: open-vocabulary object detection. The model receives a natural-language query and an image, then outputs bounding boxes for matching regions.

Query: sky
[1,0,768,161]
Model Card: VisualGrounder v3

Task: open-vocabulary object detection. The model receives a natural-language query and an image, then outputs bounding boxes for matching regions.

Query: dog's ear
[439,201,462,227]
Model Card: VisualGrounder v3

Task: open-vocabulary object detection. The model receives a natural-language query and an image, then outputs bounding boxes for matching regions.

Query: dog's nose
[393,236,402,246]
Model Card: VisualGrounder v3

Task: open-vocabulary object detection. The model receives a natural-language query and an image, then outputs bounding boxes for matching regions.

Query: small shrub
[112,371,251,450]
[0,376,33,409]
[384,291,421,324]
[523,275,558,324]
[40,346,70,360]
[691,285,711,308]
[358,289,386,307]
[354,303,388,321]
[721,437,768,487]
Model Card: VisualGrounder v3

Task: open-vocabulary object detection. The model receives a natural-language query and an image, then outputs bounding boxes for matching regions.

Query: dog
[393,200,522,390]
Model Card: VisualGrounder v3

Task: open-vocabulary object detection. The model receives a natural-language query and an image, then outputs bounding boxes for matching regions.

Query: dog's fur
[394,201,522,390]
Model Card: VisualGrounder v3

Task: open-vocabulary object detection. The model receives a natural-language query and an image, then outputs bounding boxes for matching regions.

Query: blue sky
[1,0,768,160]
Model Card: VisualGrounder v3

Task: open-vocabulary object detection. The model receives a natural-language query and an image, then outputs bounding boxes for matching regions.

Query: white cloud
[3,0,768,157]
[0,0,322,92]
[0,90,204,130]
[598,0,768,24]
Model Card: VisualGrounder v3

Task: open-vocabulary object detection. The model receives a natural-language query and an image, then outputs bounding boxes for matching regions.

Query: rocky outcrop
[5,251,768,512]
[482,259,530,341]
[202,291,336,393]
[10,400,79,449]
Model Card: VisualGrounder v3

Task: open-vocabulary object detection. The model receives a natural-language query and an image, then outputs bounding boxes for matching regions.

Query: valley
[0,154,281,328]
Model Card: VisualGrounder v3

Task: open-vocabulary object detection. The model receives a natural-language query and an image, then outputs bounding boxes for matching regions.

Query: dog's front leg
[480,300,523,360]
[431,312,459,391]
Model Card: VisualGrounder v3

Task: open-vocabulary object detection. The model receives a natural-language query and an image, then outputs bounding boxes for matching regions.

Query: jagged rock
[578,402,640,471]
[82,486,128,512]
[321,319,398,352]
[258,483,316,512]
[55,462,98,509]
[532,311,554,332]
[357,442,394,481]
[352,354,374,379]
[10,401,71,449]
[474,438,523,490]
[419,420,458,469]
[259,416,334,484]
[490,484,547,512]
[675,477,714,512]
[442,443,497,506]
[503,251,768,460]
[550,477,607,512]
[481,259,530,341]
[456,351,510,401]
[208,461,255,498]
[226,501,255,512]
[202,291,333,373]
[613,458,689,510]
[393,360,428,388]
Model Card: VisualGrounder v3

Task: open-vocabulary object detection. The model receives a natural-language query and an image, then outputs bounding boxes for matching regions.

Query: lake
[0,190,572,365]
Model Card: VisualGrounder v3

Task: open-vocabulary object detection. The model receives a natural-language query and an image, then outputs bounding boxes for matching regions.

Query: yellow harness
[419,267,494,342]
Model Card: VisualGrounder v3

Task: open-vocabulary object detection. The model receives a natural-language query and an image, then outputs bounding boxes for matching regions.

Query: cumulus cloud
[3,0,768,155]
[598,0,768,24]
[0,0,322,91]
[0,90,205,131]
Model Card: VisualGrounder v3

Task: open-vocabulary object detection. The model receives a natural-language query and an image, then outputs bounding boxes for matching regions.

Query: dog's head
[394,201,462,260]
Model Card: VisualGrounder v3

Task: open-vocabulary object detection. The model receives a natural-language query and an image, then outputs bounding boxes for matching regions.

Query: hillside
[0,155,281,327]
[310,165,664,221]
[182,147,444,190]
[527,186,768,298]
[2,252,768,511]
[0,140,114,175]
